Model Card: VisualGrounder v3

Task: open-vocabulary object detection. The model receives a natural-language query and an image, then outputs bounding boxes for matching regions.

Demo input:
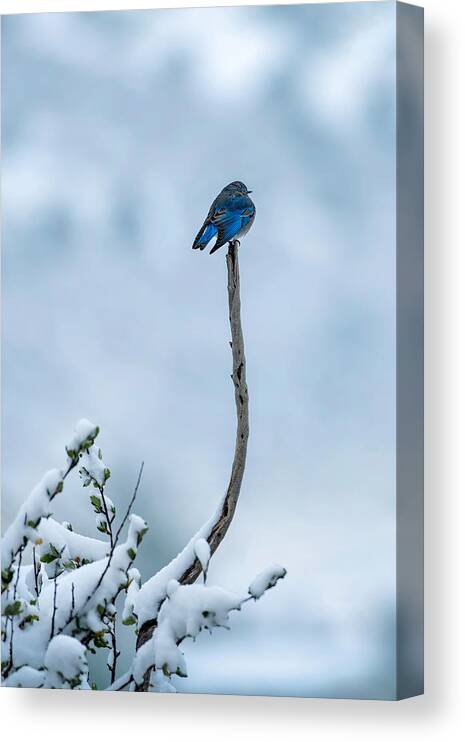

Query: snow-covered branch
[2,419,99,588]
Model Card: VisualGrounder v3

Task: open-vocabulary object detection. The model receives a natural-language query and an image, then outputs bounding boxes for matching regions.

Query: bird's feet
[230,239,241,249]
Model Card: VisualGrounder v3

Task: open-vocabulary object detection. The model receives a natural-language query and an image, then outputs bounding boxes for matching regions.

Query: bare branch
[183,241,249,577]
[135,240,249,687]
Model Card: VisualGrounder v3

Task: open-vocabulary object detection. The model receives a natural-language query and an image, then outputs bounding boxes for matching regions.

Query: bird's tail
[192,222,217,251]
[209,241,223,255]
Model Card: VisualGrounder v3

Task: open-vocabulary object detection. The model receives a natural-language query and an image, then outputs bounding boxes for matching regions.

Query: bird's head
[226,181,253,195]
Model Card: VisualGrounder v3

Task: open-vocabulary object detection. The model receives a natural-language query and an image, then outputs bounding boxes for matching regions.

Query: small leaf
[122,616,137,626]
[90,494,102,513]
[127,547,137,561]
[1,569,14,586]
[93,634,110,649]
[20,614,40,627]
[3,600,22,617]
[40,553,58,564]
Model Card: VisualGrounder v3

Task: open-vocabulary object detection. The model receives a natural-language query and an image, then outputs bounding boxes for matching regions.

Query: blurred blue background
[2,2,397,698]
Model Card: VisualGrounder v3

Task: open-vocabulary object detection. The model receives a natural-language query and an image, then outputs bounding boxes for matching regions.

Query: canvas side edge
[395,0,424,701]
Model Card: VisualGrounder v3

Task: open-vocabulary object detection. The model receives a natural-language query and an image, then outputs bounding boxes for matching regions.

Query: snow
[66,419,99,462]
[133,507,221,626]
[79,444,110,488]
[194,538,211,575]
[2,665,44,688]
[1,468,63,571]
[132,583,244,684]
[2,420,102,577]
[248,564,287,600]
[122,568,141,625]
[37,517,109,563]
[8,512,148,671]
[44,635,90,689]
[150,669,177,693]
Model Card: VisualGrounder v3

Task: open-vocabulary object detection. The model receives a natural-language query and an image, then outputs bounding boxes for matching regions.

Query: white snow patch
[248,564,287,600]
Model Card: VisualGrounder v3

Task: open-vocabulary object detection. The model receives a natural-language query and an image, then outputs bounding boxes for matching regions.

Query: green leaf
[122,616,136,626]
[127,547,137,561]
[20,614,39,626]
[63,561,76,570]
[40,552,58,564]
[3,600,22,617]
[90,494,102,513]
[97,522,108,534]
[1,569,14,586]
[136,527,148,546]
[93,635,110,649]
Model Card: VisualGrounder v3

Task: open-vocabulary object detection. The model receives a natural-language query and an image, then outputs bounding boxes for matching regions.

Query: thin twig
[66,582,75,626]
[49,559,61,641]
[32,546,40,598]
[106,617,120,684]
[99,486,115,549]
[112,462,144,549]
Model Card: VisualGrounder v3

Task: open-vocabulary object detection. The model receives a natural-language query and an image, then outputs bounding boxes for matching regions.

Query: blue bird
[192,181,256,255]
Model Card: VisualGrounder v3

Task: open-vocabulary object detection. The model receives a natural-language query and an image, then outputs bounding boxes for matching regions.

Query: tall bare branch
[134,240,249,686]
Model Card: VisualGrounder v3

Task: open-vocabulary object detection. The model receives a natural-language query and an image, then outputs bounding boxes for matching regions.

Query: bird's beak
[247,190,253,194]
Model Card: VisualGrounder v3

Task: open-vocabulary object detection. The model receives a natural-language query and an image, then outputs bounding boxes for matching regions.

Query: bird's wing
[208,204,254,254]
[211,209,244,248]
